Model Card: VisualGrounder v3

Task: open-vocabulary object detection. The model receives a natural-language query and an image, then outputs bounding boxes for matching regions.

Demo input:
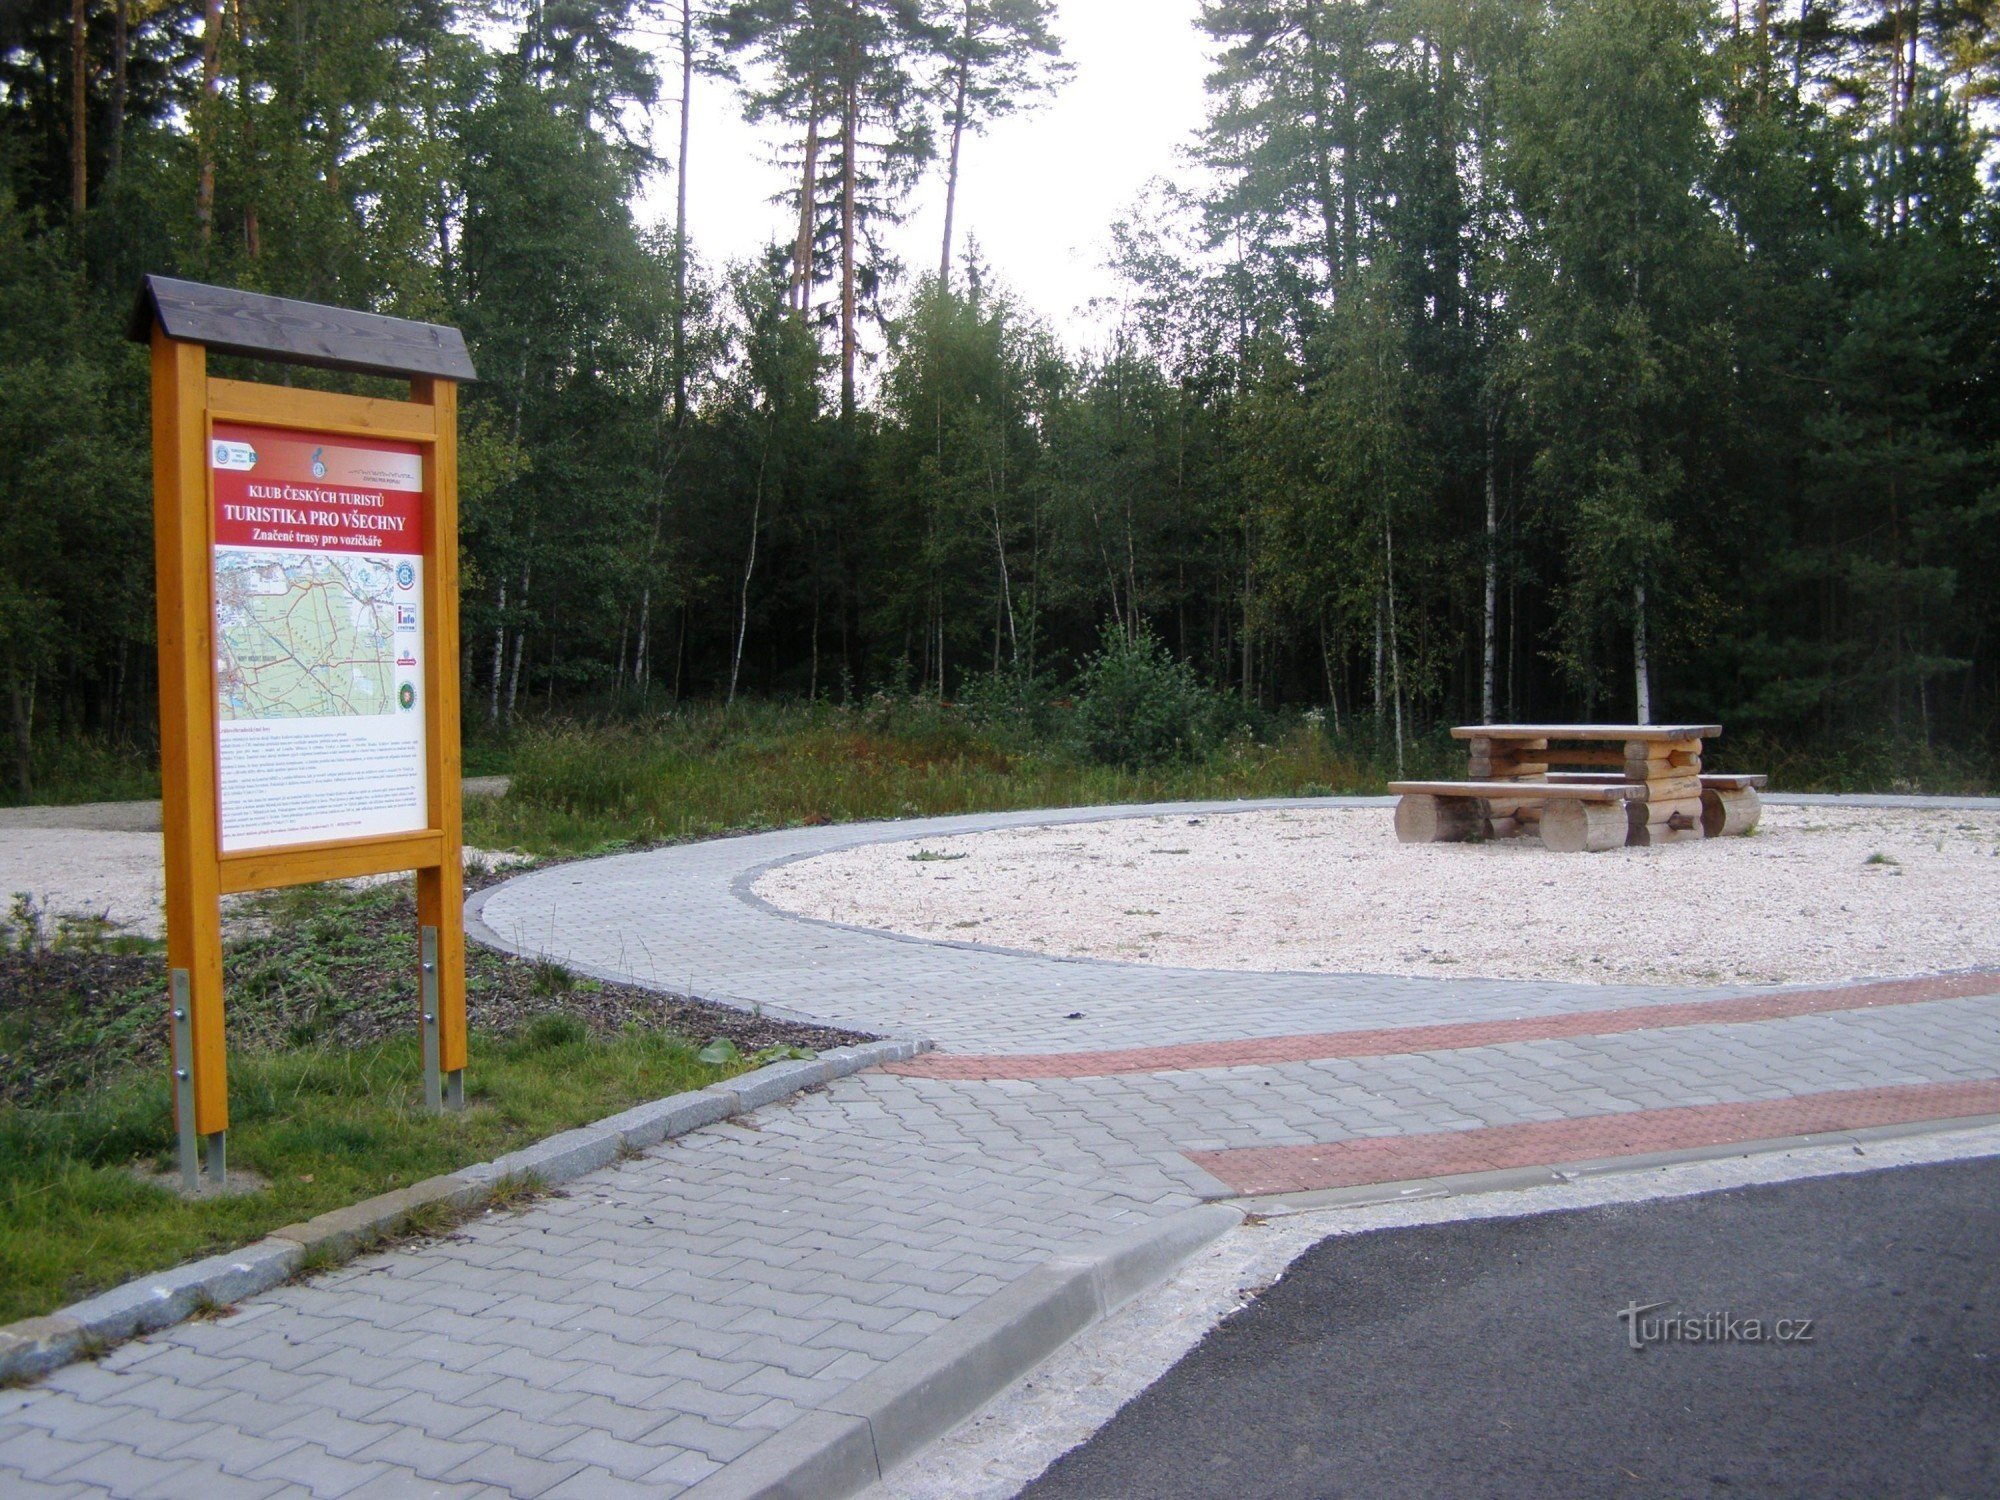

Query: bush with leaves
[1069,622,1237,768]
[956,662,1064,741]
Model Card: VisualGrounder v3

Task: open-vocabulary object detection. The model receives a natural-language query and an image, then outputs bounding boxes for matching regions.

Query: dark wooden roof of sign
[129,274,477,383]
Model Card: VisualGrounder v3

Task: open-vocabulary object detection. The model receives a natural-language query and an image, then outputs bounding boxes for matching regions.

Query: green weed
[0,1026,741,1324]
[465,703,1404,858]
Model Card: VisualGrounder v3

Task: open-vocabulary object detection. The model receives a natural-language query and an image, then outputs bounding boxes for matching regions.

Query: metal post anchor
[420,925,443,1112]
[170,969,199,1193]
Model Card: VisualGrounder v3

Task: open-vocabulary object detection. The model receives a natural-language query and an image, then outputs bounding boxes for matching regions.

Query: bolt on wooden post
[132,276,477,1191]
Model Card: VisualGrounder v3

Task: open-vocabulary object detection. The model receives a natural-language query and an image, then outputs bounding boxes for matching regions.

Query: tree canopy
[1,0,1996,793]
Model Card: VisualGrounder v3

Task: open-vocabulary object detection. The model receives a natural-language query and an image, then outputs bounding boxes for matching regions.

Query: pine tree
[933,0,1067,287]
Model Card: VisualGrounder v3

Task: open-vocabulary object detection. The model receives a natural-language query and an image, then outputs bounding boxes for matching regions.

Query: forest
[1,0,1997,798]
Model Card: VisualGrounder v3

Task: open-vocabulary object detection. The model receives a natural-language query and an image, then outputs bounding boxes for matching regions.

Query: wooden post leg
[1541,799,1625,853]
[1626,738,1704,846]
[412,374,465,1110]
[153,330,229,1185]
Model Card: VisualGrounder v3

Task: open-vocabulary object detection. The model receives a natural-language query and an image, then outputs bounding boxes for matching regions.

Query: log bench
[1388,781,1645,853]
[1541,772,1769,838]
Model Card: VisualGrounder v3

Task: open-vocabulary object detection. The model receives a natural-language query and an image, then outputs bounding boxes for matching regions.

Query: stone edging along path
[0,1039,924,1385]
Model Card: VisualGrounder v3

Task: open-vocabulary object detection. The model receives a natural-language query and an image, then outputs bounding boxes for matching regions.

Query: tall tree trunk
[939,3,971,286]
[69,0,87,217]
[505,528,533,724]
[839,65,859,417]
[1240,519,1254,703]
[1506,495,1518,719]
[674,605,687,701]
[1633,576,1652,724]
[234,0,257,259]
[673,0,693,424]
[1482,402,1499,723]
[109,0,127,181]
[197,0,224,239]
[635,583,651,693]
[1372,590,1384,726]
[992,507,1017,662]
[1302,0,1342,295]
[1385,514,1405,773]
[489,578,506,723]
[506,627,527,722]
[792,86,821,315]
[1319,606,1341,734]
[8,676,33,799]
[1754,0,1771,98]
[728,442,769,706]
[810,567,822,698]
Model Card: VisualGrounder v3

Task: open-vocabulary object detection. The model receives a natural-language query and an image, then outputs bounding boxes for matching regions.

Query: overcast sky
[634,0,1215,346]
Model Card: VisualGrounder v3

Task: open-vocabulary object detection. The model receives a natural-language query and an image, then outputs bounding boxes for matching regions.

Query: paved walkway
[5,797,1998,1498]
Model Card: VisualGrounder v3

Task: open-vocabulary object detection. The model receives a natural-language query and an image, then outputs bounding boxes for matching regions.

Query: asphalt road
[1022,1155,2000,1499]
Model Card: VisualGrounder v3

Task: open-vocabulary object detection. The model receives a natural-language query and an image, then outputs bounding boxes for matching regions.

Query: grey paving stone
[443,1443,586,1498]
[339,1469,498,1499]
[240,1442,394,1499]
[543,1465,689,1500]
[9,797,1991,1500]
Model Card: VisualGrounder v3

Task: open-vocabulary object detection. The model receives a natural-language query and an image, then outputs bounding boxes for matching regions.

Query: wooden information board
[131,276,478,1192]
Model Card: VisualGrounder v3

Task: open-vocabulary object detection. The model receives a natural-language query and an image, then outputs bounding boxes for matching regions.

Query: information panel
[210,421,427,852]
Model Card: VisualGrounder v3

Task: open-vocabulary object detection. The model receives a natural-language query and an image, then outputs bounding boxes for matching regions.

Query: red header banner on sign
[210,422,424,553]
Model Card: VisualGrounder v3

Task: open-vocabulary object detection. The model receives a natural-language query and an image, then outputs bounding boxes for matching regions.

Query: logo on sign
[398,683,417,711]
[396,604,418,629]
[211,440,258,471]
[310,446,328,478]
[396,562,416,589]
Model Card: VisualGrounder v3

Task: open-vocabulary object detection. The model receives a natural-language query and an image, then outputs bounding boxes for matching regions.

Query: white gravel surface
[0,829,525,939]
[0,830,168,938]
[757,804,2000,986]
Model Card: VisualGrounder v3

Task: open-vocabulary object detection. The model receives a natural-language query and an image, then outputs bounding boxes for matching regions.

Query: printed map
[215,551,401,720]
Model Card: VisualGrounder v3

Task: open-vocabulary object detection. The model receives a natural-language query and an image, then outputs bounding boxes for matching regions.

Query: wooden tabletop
[1451,724,1722,741]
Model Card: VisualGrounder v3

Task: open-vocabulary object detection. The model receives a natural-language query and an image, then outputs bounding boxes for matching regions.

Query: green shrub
[1069,623,1234,768]
[957,662,1063,741]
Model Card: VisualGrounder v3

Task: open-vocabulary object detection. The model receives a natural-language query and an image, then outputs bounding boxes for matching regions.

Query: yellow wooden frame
[152,330,466,1142]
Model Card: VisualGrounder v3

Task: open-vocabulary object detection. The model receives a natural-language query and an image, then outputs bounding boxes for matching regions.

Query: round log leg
[1542,798,1626,853]
[1395,794,1477,844]
[1701,787,1762,837]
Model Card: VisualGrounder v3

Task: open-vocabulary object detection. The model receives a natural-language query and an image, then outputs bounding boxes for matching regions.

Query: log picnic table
[1390,724,1767,853]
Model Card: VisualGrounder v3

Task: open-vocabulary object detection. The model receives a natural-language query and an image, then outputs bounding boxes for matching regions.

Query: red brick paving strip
[885,971,2000,1081]
[1186,1079,2000,1196]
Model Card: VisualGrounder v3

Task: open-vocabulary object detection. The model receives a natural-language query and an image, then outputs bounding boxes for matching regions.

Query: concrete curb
[679,1203,1244,1500]
[0,1037,925,1386]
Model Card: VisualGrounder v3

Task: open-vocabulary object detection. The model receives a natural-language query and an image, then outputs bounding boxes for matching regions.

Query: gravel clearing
[756,804,2000,987]
[0,829,526,940]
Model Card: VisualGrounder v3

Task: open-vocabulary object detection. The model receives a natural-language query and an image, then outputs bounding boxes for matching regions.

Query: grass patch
[1725,730,1994,796]
[466,701,1445,858]
[0,735,160,808]
[0,1025,740,1324]
[0,874,872,1325]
